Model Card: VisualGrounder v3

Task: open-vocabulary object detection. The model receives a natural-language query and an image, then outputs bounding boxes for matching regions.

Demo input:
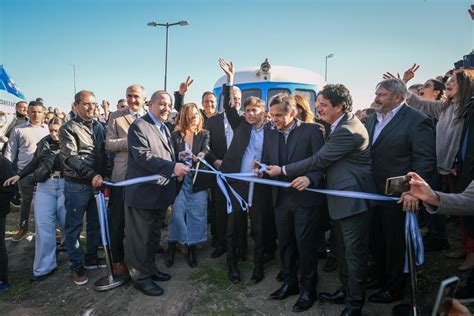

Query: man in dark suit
[259,94,325,313]
[217,58,277,284]
[364,79,436,303]
[204,87,241,259]
[266,84,374,316]
[124,90,190,296]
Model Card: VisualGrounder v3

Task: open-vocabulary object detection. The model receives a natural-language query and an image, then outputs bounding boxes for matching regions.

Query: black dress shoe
[368,289,403,304]
[340,307,361,316]
[133,282,164,296]
[270,284,299,300]
[365,277,382,290]
[210,247,226,259]
[227,259,241,283]
[250,264,264,284]
[151,271,171,282]
[319,289,345,305]
[292,289,317,312]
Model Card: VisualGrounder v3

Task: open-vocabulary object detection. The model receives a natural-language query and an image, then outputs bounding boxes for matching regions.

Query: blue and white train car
[213,59,325,112]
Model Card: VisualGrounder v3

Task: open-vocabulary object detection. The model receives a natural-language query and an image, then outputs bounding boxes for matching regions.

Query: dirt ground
[1,205,474,316]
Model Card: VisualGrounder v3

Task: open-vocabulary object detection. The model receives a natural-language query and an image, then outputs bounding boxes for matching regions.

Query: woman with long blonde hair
[166,103,211,268]
[294,94,315,123]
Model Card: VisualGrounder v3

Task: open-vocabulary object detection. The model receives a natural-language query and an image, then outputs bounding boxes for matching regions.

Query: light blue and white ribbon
[95,192,111,248]
[404,211,424,272]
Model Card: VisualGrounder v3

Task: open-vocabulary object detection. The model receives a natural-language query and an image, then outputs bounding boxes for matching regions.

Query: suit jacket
[105,110,134,182]
[285,113,375,220]
[220,84,250,174]
[171,129,211,192]
[365,104,437,197]
[124,113,176,210]
[205,112,229,165]
[261,120,325,208]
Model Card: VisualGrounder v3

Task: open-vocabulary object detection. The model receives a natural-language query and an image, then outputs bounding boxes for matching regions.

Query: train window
[241,89,262,104]
[295,89,316,106]
[295,89,317,113]
[267,88,291,106]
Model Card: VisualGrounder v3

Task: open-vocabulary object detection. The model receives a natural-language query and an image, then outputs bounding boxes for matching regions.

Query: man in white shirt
[5,101,48,241]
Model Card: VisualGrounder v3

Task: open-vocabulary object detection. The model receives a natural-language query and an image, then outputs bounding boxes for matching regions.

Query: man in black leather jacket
[59,90,107,286]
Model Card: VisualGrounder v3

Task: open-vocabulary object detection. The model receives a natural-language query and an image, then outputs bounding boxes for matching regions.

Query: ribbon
[95,192,111,248]
[404,211,424,272]
[196,157,249,214]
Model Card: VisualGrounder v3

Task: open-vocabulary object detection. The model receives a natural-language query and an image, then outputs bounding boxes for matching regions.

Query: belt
[50,174,63,179]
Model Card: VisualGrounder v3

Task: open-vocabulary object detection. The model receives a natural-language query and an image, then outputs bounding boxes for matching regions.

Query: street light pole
[69,64,76,95]
[148,20,189,91]
[325,53,334,82]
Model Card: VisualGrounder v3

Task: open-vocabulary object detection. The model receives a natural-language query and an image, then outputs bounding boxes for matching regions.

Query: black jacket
[0,156,15,215]
[19,135,62,183]
[171,130,211,192]
[59,116,107,184]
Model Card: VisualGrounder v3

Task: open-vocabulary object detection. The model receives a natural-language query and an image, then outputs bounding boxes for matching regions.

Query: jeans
[64,181,100,272]
[0,214,7,283]
[33,179,66,276]
[168,174,208,245]
[18,173,35,230]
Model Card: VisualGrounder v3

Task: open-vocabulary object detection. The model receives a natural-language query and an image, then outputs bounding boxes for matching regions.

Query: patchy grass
[0,277,30,301]
[188,261,255,314]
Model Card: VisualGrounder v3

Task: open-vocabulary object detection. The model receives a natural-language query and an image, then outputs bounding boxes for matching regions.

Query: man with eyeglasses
[59,90,108,286]
[105,85,146,276]
[116,99,128,112]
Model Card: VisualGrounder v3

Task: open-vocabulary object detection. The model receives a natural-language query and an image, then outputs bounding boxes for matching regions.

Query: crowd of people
[0,54,472,316]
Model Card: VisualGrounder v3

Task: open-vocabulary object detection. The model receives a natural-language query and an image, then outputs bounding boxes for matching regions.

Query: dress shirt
[330,114,345,134]
[372,104,403,144]
[147,112,169,140]
[240,125,264,173]
[223,113,234,149]
[129,108,145,121]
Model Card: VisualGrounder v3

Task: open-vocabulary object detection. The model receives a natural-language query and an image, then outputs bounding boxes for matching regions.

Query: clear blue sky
[1,0,472,112]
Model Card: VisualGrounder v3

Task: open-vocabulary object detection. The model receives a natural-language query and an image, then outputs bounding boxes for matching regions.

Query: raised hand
[178,76,194,95]
[218,57,235,81]
[382,72,400,80]
[402,64,420,83]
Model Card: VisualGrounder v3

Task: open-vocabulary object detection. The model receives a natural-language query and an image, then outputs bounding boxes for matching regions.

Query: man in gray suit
[124,90,190,296]
[266,85,374,316]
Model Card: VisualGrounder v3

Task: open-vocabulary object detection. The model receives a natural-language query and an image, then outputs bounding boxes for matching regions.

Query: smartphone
[385,175,412,195]
[431,276,460,316]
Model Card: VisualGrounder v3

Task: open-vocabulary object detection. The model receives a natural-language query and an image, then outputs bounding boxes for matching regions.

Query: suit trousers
[248,184,277,264]
[125,206,166,284]
[274,193,318,291]
[214,184,228,249]
[226,181,248,261]
[108,186,125,263]
[335,210,370,310]
[371,204,407,294]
